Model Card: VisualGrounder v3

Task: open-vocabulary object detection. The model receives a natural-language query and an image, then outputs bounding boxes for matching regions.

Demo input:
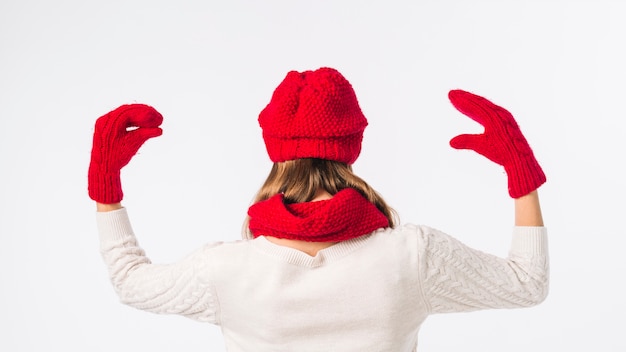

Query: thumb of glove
[450,133,483,151]
[450,133,505,165]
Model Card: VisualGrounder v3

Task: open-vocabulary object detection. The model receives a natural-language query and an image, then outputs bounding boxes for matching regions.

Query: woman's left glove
[88,104,163,203]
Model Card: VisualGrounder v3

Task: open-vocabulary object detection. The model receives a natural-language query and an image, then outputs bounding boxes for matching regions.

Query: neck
[265,188,335,256]
[312,189,333,201]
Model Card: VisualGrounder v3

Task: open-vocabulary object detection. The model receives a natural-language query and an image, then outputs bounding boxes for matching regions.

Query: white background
[1,0,624,351]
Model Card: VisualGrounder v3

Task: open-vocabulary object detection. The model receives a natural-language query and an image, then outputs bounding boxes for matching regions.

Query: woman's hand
[448,90,546,199]
[88,104,163,204]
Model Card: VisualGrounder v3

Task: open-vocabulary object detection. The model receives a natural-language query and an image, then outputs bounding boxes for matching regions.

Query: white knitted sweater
[97,208,549,351]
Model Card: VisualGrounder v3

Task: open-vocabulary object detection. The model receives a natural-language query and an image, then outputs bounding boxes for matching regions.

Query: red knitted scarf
[247,188,389,242]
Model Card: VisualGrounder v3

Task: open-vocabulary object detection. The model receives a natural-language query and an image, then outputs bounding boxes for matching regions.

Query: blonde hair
[243,158,398,239]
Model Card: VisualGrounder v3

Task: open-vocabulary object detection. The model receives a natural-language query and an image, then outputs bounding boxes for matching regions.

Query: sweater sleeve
[416,225,549,314]
[96,208,219,324]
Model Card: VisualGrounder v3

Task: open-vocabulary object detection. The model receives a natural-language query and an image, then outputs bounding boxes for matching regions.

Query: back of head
[244,67,397,239]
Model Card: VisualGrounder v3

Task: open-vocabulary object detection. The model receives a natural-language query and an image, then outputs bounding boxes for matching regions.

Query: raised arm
[88,105,218,322]
[420,93,548,313]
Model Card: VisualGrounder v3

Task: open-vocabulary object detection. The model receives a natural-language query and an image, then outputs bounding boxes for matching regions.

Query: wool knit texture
[97,208,549,351]
[258,67,368,164]
[448,89,546,198]
[247,188,389,242]
[88,104,163,203]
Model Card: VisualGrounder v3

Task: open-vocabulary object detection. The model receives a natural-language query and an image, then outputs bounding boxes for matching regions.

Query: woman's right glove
[448,89,546,198]
[88,104,163,204]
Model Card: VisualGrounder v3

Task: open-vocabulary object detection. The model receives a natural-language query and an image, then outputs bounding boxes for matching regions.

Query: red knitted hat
[258,67,368,164]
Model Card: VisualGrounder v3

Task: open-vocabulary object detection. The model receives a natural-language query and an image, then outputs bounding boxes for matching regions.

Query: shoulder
[369,223,458,259]
[359,224,438,256]
[194,238,256,259]
[374,223,448,244]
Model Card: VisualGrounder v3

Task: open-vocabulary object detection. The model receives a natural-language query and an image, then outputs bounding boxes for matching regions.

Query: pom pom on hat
[258,67,368,164]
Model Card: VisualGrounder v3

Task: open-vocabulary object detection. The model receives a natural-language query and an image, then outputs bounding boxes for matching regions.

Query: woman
[89,67,548,351]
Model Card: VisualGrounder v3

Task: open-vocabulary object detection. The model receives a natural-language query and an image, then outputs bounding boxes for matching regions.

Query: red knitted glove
[448,89,546,198]
[88,104,163,203]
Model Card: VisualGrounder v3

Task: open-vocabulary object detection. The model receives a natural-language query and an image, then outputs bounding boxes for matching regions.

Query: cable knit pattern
[97,209,218,323]
[97,209,548,351]
[415,225,549,312]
